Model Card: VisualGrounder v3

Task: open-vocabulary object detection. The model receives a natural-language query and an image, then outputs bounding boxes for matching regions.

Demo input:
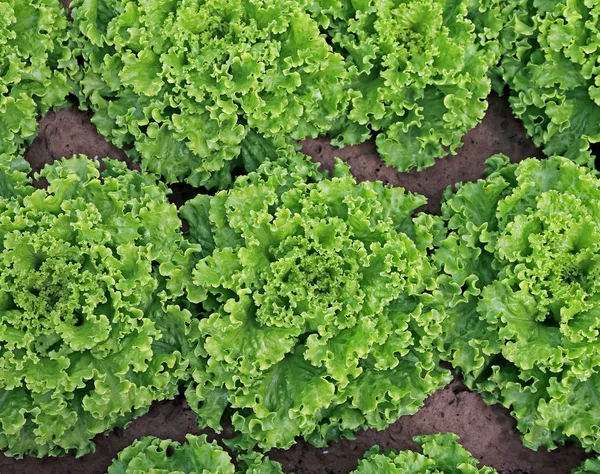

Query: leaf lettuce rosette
[0,0,74,156]
[574,458,600,474]
[0,156,192,458]
[70,0,348,188]
[351,433,497,473]
[181,151,451,451]
[497,0,600,166]
[304,0,502,172]
[107,434,284,474]
[436,154,600,451]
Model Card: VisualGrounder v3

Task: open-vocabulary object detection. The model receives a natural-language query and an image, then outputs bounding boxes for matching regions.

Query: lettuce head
[0,156,192,458]
[305,0,502,172]
[574,458,600,474]
[351,433,497,474]
[70,0,348,188]
[436,154,600,451]
[107,434,284,474]
[181,151,451,451]
[498,0,600,166]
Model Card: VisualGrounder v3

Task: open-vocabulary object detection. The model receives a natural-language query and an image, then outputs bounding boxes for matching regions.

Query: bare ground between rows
[0,94,589,474]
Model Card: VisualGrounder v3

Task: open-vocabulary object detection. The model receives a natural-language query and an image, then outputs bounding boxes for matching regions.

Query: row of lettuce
[105,433,509,474]
[1,145,600,471]
[2,0,600,188]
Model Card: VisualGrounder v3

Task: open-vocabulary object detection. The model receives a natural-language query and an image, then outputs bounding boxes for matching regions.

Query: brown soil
[0,94,591,474]
[24,107,134,176]
[301,93,543,215]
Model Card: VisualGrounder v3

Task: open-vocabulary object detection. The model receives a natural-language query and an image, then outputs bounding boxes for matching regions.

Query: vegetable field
[1,0,600,473]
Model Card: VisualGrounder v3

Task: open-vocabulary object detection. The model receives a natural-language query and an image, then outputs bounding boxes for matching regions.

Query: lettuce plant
[436,155,600,451]
[70,0,348,188]
[498,0,600,166]
[107,434,284,474]
[181,151,451,450]
[0,156,192,458]
[0,0,74,156]
[305,0,502,172]
[351,433,497,473]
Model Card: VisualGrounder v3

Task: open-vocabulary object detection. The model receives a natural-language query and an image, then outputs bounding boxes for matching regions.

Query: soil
[300,93,543,215]
[0,93,591,474]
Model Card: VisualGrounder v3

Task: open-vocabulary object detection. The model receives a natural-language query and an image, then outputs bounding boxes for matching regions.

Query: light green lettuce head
[70,0,348,188]
[0,156,192,458]
[107,434,285,474]
[0,0,74,156]
[304,0,502,172]
[436,154,600,451]
[180,151,451,451]
[351,433,497,474]
[498,0,600,165]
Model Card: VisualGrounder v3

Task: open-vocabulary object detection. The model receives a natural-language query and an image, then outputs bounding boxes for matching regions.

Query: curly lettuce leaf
[436,154,600,451]
[237,451,286,474]
[0,156,193,458]
[107,434,234,474]
[0,0,74,156]
[0,154,32,202]
[305,0,502,172]
[182,152,451,450]
[107,434,285,474]
[498,0,600,166]
[574,458,600,474]
[70,0,348,187]
[351,433,497,473]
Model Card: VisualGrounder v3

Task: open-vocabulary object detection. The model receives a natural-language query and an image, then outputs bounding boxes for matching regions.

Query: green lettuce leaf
[107,434,234,474]
[0,156,193,458]
[182,151,451,450]
[436,154,600,451]
[107,434,285,474]
[0,0,74,156]
[497,0,600,166]
[0,154,32,202]
[573,458,600,474]
[237,451,286,474]
[350,433,497,473]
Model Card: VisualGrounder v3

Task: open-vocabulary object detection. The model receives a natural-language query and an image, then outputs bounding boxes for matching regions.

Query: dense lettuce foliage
[351,433,497,473]
[0,154,31,202]
[498,0,600,166]
[181,151,451,450]
[574,458,600,474]
[107,434,284,474]
[70,0,348,188]
[0,0,74,156]
[305,0,502,172]
[436,154,600,451]
[0,156,192,458]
